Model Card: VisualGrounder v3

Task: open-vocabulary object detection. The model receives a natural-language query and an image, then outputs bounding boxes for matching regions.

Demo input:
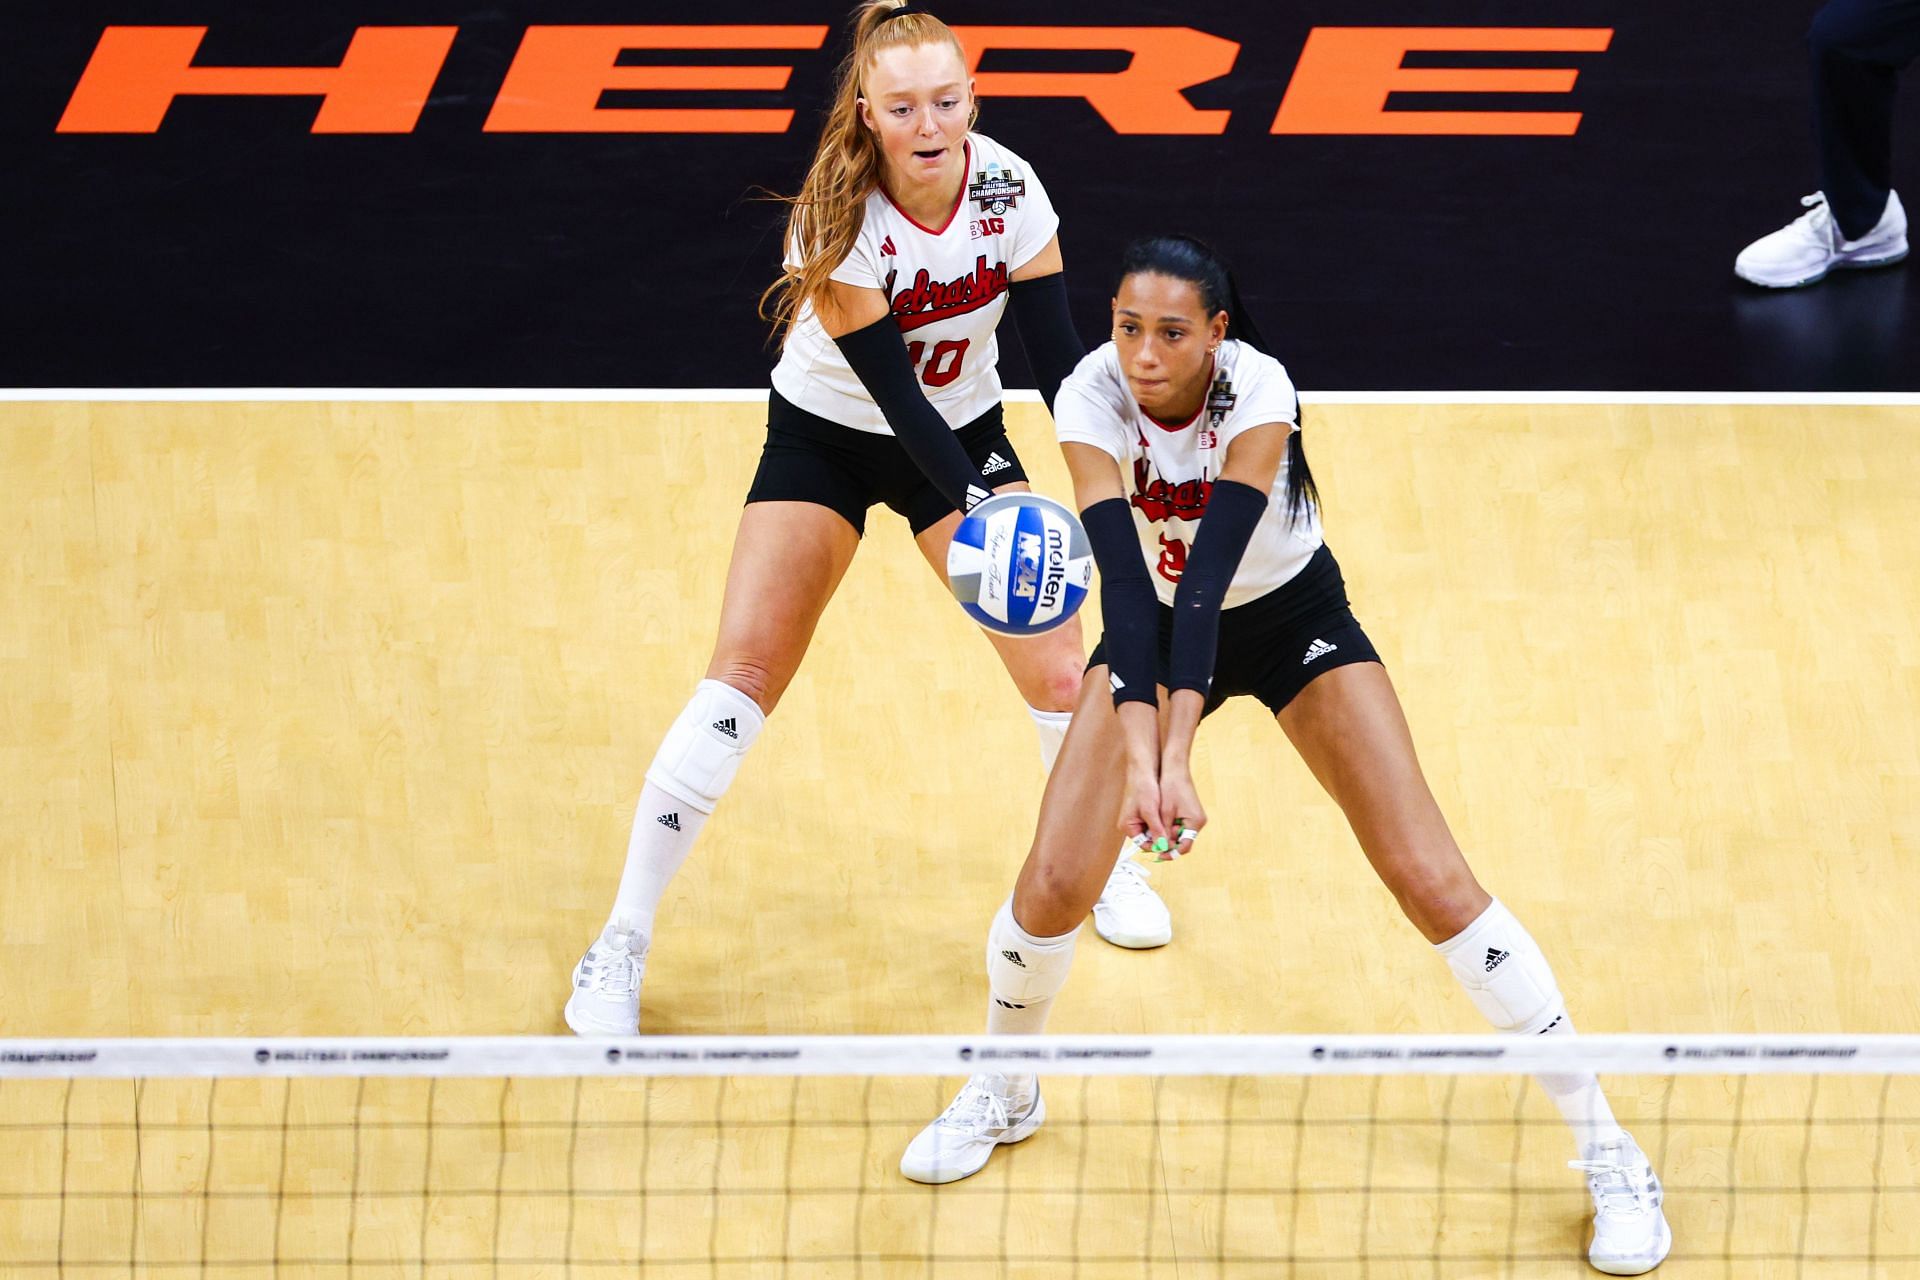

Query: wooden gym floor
[1,400,1917,1276]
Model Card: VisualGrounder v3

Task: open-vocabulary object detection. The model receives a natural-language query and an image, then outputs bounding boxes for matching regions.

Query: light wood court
[2,400,1918,1276]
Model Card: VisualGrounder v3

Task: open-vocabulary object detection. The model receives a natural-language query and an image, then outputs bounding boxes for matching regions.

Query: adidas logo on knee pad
[1001,949,1025,967]
[1485,947,1509,972]
[657,812,681,831]
[993,997,1027,1010]
[711,718,738,739]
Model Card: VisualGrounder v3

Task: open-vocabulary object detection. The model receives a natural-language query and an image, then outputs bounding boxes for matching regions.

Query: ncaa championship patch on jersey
[946,493,1092,636]
[969,161,1025,214]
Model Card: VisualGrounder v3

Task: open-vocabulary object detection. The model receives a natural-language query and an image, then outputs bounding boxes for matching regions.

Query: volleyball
[946,492,1094,636]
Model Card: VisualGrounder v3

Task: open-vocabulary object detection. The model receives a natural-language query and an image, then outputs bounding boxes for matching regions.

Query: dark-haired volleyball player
[901,236,1672,1276]
[563,1,1171,1037]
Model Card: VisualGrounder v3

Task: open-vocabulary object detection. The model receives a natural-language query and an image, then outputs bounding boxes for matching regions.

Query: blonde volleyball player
[564,1,1170,1037]
[901,237,1671,1275]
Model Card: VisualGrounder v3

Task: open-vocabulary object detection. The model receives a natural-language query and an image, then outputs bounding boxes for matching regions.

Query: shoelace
[1568,1154,1654,1218]
[581,935,645,998]
[1102,856,1154,903]
[1788,192,1837,245]
[937,1077,1013,1133]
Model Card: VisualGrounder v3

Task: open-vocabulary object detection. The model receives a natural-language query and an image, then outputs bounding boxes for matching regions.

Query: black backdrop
[6,2,1918,390]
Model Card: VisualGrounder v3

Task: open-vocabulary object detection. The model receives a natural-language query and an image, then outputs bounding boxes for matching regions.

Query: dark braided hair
[1115,235,1319,526]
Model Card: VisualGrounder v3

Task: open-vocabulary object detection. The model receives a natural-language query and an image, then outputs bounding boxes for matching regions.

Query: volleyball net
[2,1034,1917,1277]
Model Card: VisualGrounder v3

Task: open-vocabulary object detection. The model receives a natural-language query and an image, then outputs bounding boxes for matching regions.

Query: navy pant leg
[1808,0,1920,237]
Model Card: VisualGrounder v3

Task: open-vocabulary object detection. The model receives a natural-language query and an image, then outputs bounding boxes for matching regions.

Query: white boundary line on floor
[2,388,1919,406]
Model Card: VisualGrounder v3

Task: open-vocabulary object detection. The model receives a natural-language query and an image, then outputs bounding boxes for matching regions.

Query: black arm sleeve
[833,315,991,514]
[1167,479,1268,697]
[1006,272,1086,415]
[1081,497,1161,709]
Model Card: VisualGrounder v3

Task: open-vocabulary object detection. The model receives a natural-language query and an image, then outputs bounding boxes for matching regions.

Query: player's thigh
[705,500,861,713]
[912,482,1088,713]
[1010,666,1134,936]
[1276,662,1486,935]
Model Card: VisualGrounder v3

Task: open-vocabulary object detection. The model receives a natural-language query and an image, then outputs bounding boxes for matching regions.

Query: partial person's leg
[1278,661,1669,1274]
[565,501,859,1035]
[901,666,1136,1184]
[1809,0,1920,237]
[1733,0,1916,286]
[1276,663,1622,1147]
[914,484,1174,949]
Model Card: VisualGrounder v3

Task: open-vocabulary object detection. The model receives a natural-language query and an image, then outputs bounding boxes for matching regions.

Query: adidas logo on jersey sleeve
[981,452,1012,475]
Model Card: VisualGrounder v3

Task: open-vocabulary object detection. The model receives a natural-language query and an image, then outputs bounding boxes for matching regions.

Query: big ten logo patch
[970,216,1005,240]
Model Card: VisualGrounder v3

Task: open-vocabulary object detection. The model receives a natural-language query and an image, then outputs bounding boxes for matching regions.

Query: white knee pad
[644,679,766,814]
[1436,898,1567,1035]
[986,897,1080,1007]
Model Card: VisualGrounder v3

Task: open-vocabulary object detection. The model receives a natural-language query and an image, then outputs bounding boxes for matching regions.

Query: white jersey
[770,132,1059,433]
[1054,339,1323,608]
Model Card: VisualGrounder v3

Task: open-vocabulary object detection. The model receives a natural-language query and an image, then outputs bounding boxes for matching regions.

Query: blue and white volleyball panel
[946,493,1094,636]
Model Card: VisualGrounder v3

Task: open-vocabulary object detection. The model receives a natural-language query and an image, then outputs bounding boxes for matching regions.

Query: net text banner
[8,2,1919,391]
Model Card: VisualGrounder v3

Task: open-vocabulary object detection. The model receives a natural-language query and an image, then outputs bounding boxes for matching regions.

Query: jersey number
[1156,533,1187,584]
[906,338,970,389]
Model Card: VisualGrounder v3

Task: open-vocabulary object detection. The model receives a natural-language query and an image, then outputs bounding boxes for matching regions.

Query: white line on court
[3,388,1919,406]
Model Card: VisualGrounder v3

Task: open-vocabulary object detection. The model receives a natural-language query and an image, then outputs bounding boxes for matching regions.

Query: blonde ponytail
[760,1,971,340]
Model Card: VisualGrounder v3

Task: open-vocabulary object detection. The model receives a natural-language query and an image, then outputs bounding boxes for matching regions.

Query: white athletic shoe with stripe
[1092,853,1173,949]
[563,926,646,1037]
[1572,1133,1672,1275]
[1734,190,1907,288]
[900,1074,1046,1184]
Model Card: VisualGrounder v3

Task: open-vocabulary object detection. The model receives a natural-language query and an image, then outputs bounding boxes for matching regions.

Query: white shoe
[900,1074,1046,1184]
[563,926,646,1037]
[1734,190,1908,287]
[1571,1133,1672,1275]
[1092,852,1173,949]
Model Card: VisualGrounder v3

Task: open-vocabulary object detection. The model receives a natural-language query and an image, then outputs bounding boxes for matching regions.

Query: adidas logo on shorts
[982,451,1012,476]
[1001,949,1026,968]
[1484,947,1509,973]
[711,718,738,739]
[657,812,681,832]
[1302,638,1338,665]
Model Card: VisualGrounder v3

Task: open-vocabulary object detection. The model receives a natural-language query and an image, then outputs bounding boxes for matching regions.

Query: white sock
[606,782,708,940]
[984,898,1079,1095]
[1028,705,1072,774]
[1435,898,1625,1156]
[1534,1015,1627,1156]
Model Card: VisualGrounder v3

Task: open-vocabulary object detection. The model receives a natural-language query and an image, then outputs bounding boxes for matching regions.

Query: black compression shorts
[1086,543,1383,717]
[745,391,1029,537]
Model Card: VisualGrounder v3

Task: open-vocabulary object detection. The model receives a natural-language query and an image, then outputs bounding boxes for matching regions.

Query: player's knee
[645,679,767,814]
[1382,858,1484,937]
[1013,863,1088,937]
[1035,660,1084,714]
[701,659,781,715]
